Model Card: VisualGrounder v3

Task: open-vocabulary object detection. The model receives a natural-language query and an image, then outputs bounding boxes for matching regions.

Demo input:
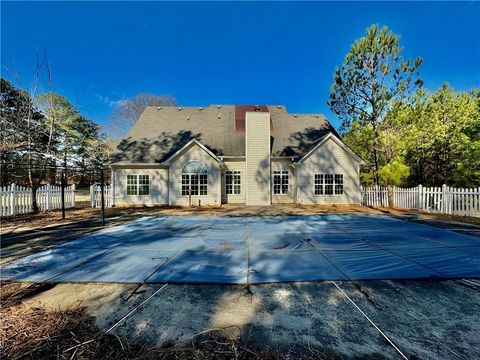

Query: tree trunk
[387,184,393,207]
[50,159,57,185]
[31,185,39,213]
[371,118,380,186]
[372,147,380,186]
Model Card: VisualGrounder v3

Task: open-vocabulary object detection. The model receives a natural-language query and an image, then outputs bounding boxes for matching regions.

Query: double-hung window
[225,171,241,195]
[314,173,343,195]
[334,174,344,194]
[126,174,150,195]
[181,160,208,196]
[273,171,289,195]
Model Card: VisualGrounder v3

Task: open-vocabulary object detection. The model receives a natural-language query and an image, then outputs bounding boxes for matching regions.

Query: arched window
[182,161,208,196]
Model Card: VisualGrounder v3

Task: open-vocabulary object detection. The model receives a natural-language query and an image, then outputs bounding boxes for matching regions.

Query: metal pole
[100,167,105,226]
[61,170,66,220]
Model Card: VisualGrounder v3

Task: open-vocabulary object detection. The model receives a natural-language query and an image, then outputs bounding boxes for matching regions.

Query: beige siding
[271,160,295,204]
[169,143,221,206]
[113,168,169,206]
[298,138,361,204]
[245,112,271,205]
[221,160,246,204]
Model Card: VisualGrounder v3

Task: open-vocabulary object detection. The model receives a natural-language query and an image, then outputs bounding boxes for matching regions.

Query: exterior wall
[245,112,271,205]
[169,143,221,206]
[297,138,361,205]
[271,160,296,204]
[113,167,169,206]
[221,159,246,204]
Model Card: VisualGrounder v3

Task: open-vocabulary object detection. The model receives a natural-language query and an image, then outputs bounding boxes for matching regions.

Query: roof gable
[296,133,364,165]
[164,138,222,165]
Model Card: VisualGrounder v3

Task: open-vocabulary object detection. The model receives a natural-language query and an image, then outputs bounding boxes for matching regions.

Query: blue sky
[2,1,479,130]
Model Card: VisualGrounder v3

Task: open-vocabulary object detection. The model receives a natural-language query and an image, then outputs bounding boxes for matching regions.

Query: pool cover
[2,214,479,284]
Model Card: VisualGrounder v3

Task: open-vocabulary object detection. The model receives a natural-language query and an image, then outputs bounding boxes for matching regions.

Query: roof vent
[177,107,183,111]
[187,115,190,120]
[254,105,260,112]
[315,114,319,118]
[157,106,162,110]
[216,105,222,108]
[198,107,203,110]
[218,114,221,119]
[277,105,282,109]
[293,114,297,117]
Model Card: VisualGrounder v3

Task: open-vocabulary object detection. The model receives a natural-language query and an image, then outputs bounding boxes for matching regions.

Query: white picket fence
[90,184,111,208]
[0,183,76,217]
[362,184,480,217]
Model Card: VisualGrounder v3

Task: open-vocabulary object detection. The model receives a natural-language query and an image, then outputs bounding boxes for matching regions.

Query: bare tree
[107,93,176,139]
[2,55,58,212]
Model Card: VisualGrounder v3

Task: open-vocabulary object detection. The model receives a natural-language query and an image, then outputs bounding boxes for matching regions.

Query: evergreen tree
[328,24,422,185]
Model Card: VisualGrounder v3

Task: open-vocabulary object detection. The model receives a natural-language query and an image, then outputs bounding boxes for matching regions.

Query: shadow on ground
[9,279,480,359]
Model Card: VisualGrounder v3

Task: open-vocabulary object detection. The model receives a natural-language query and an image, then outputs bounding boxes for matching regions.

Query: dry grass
[0,282,331,360]
[2,202,478,232]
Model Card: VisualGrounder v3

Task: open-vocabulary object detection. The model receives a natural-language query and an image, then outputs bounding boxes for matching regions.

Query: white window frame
[225,170,241,195]
[181,161,208,196]
[273,170,289,195]
[126,174,150,196]
[314,173,343,196]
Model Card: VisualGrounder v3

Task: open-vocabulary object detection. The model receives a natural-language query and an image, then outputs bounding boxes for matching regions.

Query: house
[109,105,363,206]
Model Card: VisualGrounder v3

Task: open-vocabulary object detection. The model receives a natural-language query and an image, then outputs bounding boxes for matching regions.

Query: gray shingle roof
[110,105,338,164]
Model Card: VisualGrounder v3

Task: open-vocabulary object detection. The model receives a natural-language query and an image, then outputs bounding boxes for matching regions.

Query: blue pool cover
[2,214,479,284]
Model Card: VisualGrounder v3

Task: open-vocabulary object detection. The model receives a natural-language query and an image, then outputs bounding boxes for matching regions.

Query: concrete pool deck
[2,214,479,284]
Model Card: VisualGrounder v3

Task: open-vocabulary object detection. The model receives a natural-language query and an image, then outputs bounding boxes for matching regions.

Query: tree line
[329,24,479,188]
[0,57,176,212]
[0,59,112,211]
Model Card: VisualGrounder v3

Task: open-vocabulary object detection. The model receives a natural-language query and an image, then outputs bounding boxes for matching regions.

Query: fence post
[10,183,16,216]
[441,184,447,214]
[418,185,423,211]
[90,185,94,208]
[61,171,66,220]
[100,168,105,226]
[45,184,50,211]
[72,184,76,207]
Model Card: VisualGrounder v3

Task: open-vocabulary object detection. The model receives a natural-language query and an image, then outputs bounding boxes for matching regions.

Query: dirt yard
[2,201,479,231]
[2,278,480,359]
[2,204,480,359]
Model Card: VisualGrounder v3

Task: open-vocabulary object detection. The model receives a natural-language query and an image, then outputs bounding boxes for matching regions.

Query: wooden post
[418,185,423,212]
[90,185,94,208]
[71,184,76,207]
[441,184,447,214]
[61,170,66,220]
[10,183,16,216]
[100,167,105,226]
